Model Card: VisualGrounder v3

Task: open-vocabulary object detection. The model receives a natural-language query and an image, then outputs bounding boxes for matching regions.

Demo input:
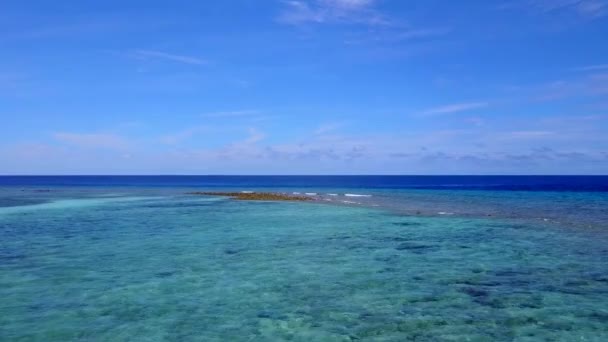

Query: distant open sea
[1,176,608,341]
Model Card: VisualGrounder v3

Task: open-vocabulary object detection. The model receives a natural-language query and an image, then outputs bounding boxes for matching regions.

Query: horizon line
[1,174,607,177]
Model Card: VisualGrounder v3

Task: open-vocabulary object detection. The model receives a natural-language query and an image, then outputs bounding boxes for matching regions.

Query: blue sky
[1,0,607,174]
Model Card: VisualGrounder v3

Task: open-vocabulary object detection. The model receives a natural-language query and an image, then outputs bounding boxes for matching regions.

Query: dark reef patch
[395,242,436,253]
[392,222,423,227]
[187,192,312,202]
[460,287,489,298]
[155,271,176,278]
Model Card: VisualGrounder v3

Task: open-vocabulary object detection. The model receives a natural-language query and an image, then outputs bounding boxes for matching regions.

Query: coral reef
[187,192,313,201]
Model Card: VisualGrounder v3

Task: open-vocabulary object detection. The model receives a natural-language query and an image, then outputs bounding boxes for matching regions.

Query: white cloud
[574,64,608,71]
[53,132,130,150]
[418,102,488,116]
[513,72,608,102]
[132,49,207,65]
[314,122,344,135]
[321,0,375,10]
[243,128,266,145]
[393,28,451,40]
[6,119,608,174]
[202,110,261,118]
[278,0,386,25]
[160,126,211,145]
[344,27,450,45]
[576,0,607,16]
[505,0,608,18]
[503,130,556,139]
[279,1,323,23]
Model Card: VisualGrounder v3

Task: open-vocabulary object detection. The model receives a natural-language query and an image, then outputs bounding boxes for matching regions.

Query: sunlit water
[1,186,608,341]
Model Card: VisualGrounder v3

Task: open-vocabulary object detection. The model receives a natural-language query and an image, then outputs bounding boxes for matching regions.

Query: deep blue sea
[1,176,608,341]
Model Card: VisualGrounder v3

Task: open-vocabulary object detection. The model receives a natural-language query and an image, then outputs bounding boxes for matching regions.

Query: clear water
[1,181,608,341]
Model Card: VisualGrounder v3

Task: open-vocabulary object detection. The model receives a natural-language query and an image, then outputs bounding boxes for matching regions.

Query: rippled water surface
[1,184,608,341]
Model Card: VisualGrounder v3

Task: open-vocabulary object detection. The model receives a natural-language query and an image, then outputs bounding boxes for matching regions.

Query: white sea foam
[292,192,301,195]
[342,200,358,204]
[327,193,338,196]
[438,212,454,215]
[305,193,317,196]
[241,191,254,194]
[344,194,372,197]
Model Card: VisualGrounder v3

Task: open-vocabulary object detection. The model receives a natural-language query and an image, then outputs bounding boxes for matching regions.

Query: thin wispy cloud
[418,102,489,116]
[504,0,608,18]
[326,0,375,9]
[314,122,344,135]
[132,49,208,65]
[504,130,555,139]
[516,72,608,102]
[243,128,266,145]
[278,0,386,26]
[53,132,131,150]
[216,128,267,159]
[573,64,608,71]
[202,110,261,118]
[344,27,451,45]
[575,0,608,17]
[394,28,451,40]
[160,126,210,145]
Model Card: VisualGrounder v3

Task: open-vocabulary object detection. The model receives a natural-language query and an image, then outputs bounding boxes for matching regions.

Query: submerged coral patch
[187,192,312,202]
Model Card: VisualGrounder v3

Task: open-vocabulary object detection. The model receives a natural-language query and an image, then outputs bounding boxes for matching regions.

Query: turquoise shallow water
[1,188,608,341]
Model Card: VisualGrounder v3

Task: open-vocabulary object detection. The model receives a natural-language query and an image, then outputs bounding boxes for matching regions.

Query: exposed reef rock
[187,191,313,202]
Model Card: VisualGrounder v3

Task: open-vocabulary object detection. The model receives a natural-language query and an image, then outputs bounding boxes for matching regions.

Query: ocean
[1,176,608,341]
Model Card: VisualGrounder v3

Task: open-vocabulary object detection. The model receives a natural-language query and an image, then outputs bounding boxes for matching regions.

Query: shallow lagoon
[1,190,608,341]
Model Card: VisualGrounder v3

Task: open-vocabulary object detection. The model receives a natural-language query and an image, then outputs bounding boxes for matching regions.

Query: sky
[1,0,608,175]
